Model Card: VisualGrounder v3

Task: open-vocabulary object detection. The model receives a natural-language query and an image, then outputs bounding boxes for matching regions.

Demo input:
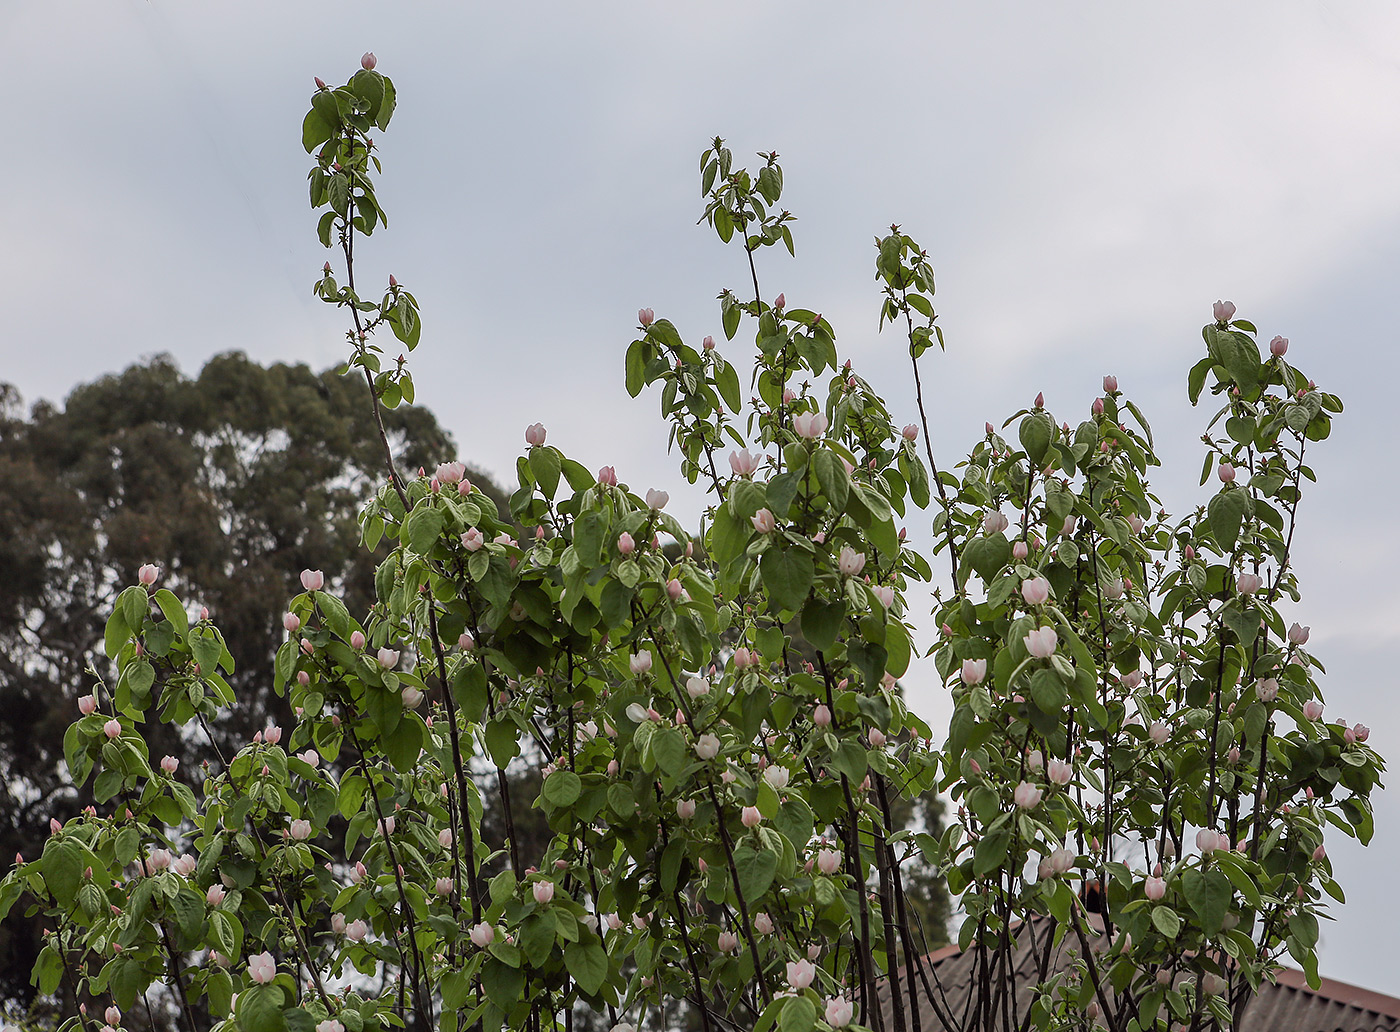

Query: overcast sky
[6,0,1399,995]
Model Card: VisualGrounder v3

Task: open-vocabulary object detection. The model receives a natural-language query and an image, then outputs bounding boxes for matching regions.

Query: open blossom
[264,726,282,745]
[645,488,669,510]
[1120,670,1143,689]
[1236,572,1262,595]
[1020,577,1050,606]
[1024,626,1058,658]
[401,687,423,709]
[1196,828,1229,854]
[817,848,841,875]
[300,569,324,592]
[792,411,829,440]
[1047,758,1072,785]
[160,755,179,774]
[961,658,987,685]
[753,912,775,934]
[786,959,817,990]
[470,922,495,947]
[1288,622,1310,645]
[1049,847,1075,874]
[741,806,762,828]
[763,765,791,790]
[299,750,320,768]
[872,585,895,609]
[685,676,709,698]
[983,510,1009,535]
[461,527,485,551]
[838,547,866,577]
[596,465,618,488]
[1256,678,1279,702]
[288,819,312,841]
[729,449,761,476]
[434,461,466,484]
[629,651,653,675]
[1013,781,1042,809]
[438,828,453,849]
[1353,722,1370,743]
[524,423,547,447]
[376,647,400,669]
[317,1022,345,1032]
[695,734,721,760]
[377,816,396,837]
[1148,722,1170,746]
[825,998,854,1029]
[345,919,368,941]
[868,727,887,748]
[751,508,776,534]
[248,951,277,985]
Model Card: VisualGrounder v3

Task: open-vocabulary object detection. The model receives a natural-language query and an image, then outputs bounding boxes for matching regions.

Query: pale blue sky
[6,0,1399,994]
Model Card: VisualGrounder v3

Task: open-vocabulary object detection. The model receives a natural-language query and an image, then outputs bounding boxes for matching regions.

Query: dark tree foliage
[0,352,504,1012]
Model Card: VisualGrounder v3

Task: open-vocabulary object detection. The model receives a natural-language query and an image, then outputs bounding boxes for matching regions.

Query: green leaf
[652,727,686,776]
[564,940,609,996]
[625,340,649,397]
[1207,489,1251,552]
[236,983,287,1032]
[780,996,817,1032]
[1181,867,1232,934]
[484,718,521,768]
[530,447,562,499]
[760,548,814,614]
[716,360,741,413]
[152,589,189,637]
[1150,906,1181,939]
[541,770,582,808]
[733,843,778,901]
[800,597,845,653]
[42,840,83,906]
[812,449,850,510]
[404,504,445,555]
[1019,411,1054,464]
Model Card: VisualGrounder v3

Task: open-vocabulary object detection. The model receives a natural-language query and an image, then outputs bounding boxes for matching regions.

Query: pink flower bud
[525,423,547,447]
[901,423,918,441]
[1236,572,1262,595]
[868,728,887,748]
[786,959,816,990]
[288,819,312,841]
[1270,335,1289,357]
[296,670,310,686]
[717,930,739,953]
[702,334,716,351]
[1092,397,1104,417]
[283,611,301,633]
[1353,722,1370,743]
[638,307,655,326]
[401,687,423,709]
[593,464,619,489]
[1218,461,1236,483]
[106,1008,122,1025]
[792,411,829,440]
[1144,875,1166,901]
[741,806,762,828]
[1020,576,1050,606]
[359,52,377,71]
[813,704,832,727]
[750,508,776,534]
[103,719,121,739]
[617,532,636,555]
[78,694,97,715]
[1024,627,1058,658]
[137,563,159,586]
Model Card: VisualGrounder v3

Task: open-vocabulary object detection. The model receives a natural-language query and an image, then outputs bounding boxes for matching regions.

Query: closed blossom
[838,547,866,577]
[376,647,399,669]
[1145,876,1167,901]
[695,734,721,760]
[751,508,776,534]
[1288,622,1310,645]
[1303,699,1323,721]
[1020,577,1050,606]
[961,658,987,685]
[629,651,652,675]
[741,806,762,828]
[645,488,669,510]
[1047,758,1072,786]
[617,532,636,555]
[248,952,276,985]
[825,998,854,1029]
[524,423,547,447]
[300,569,324,592]
[1013,781,1042,809]
[792,411,829,440]
[288,819,312,841]
[470,922,495,947]
[1024,627,1058,658]
[786,959,816,990]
